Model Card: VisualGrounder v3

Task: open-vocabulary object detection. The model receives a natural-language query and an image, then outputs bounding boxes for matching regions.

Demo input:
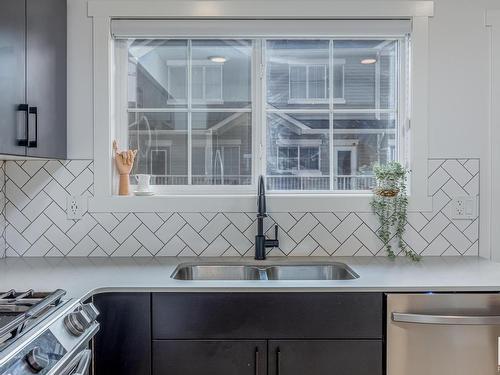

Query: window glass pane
[267,40,329,109]
[267,112,330,190]
[191,112,252,185]
[151,150,168,175]
[128,112,188,185]
[191,66,204,100]
[122,36,403,192]
[289,66,307,100]
[307,65,327,99]
[333,40,397,110]
[205,65,223,100]
[128,39,188,108]
[333,62,345,101]
[300,147,320,170]
[333,112,395,190]
[278,147,298,171]
[191,40,252,109]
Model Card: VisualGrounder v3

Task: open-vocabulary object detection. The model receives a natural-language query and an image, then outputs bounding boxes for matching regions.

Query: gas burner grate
[0,290,66,350]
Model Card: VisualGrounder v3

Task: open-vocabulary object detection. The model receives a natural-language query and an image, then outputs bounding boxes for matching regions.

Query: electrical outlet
[451,196,476,220]
[66,196,87,220]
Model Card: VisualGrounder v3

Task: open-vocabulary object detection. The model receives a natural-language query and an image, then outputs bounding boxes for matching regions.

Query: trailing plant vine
[370,162,420,261]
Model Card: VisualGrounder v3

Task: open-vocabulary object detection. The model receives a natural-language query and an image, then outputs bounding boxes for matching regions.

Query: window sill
[88,194,432,213]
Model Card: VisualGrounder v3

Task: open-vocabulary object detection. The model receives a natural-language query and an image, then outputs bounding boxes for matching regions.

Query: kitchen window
[112,20,410,194]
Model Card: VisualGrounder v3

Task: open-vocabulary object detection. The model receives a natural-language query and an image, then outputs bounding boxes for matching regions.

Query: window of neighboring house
[288,61,345,104]
[191,144,242,184]
[166,62,223,105]
[289,64,327,103]
[117,32,406,193]
[333,60,346,104]
[277,146,320,172]
[150,149,169,175]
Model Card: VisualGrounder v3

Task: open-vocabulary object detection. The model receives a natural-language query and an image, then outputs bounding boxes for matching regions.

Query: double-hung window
[112,20,409,194]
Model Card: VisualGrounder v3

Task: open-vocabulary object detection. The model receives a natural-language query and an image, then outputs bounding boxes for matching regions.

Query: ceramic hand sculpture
[113,140,138,196]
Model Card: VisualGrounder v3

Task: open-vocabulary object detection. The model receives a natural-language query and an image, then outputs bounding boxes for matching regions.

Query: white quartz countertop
[1,256,500,300]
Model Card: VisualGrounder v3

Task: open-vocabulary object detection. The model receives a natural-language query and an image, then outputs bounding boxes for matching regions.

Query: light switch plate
[66,196,87,220]
[451,196,476,220]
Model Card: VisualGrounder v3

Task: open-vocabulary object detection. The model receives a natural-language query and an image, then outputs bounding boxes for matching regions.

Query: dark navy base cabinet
[94,292,384,375]
[153,340,267,375]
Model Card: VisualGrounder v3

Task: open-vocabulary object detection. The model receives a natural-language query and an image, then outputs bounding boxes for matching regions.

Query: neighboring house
[127,39,396,190]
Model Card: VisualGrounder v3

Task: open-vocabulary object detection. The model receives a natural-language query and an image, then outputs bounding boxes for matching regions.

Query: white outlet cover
[66,196,88,220]
[451,196,476,220]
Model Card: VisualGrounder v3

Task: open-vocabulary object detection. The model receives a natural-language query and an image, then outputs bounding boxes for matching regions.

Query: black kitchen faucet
[255,175,279,260]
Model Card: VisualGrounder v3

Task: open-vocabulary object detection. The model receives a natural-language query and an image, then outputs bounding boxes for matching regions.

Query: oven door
[55,349,92,375]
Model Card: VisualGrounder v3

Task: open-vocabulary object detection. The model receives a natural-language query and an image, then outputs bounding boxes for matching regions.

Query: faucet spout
[257,175,266,217]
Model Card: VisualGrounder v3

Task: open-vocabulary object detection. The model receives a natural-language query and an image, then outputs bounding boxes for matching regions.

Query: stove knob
[64,302,100,336]
[25,347,49,373]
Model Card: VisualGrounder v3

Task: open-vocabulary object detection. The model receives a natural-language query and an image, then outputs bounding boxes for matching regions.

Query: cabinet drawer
[152,292,383,339]
[268,340,382,375]
[153,340,266,375]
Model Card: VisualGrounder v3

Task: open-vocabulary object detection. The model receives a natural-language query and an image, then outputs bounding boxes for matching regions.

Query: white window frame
[487,9,500,260]
[88,1,433,213]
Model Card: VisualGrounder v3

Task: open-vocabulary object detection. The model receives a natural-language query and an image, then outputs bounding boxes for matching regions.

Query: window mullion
[329,39,335,191]
[187,40,193,185]
[259,39,267,184]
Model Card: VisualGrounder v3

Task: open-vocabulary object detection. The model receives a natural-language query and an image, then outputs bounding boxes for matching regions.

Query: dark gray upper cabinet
[0,0,27,156]
[0,0,66,159]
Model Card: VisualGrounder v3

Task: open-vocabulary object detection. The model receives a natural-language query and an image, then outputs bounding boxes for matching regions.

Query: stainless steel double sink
[171,262,359,281]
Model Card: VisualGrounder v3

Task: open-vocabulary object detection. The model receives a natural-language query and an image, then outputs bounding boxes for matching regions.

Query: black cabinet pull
[16,104,29,146]
[28,106,38,148]
[255,347,259,375]
[276,347,281,375]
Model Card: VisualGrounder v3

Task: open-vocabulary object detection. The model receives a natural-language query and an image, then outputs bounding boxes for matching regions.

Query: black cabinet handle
[16,104,29,146]
[28,106,38,148]
[255,347,259,375]
[276,347,281,375]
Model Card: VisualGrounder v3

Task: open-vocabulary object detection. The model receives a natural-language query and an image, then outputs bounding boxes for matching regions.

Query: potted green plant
[370,162,420,261]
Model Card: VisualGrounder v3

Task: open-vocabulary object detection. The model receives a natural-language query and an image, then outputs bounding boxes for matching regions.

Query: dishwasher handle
[393,312,500,325]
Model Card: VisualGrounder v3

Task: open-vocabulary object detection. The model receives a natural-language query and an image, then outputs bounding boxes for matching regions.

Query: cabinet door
[0,0,27,156]
[268,340,382,375]
[93,293,151,375]
[26,0,66,158]
[153,340,267,375]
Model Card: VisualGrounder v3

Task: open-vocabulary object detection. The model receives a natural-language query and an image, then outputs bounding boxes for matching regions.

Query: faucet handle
[264,225,280,250]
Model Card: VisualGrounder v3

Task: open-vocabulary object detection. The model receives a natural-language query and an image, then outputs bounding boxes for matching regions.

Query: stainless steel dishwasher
[387,293,500,375]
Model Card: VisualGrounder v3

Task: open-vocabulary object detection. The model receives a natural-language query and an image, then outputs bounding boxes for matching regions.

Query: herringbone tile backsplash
[0,158,479,257]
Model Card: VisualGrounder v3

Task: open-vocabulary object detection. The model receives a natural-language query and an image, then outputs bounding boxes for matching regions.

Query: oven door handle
[59,349,92,375]
[392,312,500,325]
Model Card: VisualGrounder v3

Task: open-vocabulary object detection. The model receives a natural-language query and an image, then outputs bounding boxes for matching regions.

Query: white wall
[67,0,497,159]
[66,0,499,258]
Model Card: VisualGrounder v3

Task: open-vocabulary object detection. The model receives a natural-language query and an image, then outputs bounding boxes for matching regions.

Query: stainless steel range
[0,290,99,375]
